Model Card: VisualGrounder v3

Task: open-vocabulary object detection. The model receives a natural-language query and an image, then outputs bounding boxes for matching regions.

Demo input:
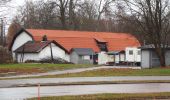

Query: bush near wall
[25,57,73,64]
[0,46,12,64]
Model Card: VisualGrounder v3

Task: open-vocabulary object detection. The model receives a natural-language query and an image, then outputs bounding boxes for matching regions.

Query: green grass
[0,63,95,75]
[28,93,170,100]
[33,68,170,78]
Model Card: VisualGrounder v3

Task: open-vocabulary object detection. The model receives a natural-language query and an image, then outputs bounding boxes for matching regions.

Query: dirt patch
[0,68,44,76]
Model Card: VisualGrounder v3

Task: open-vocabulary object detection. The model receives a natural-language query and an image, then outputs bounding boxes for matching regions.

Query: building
[14,41,69,62]
[140,44,170,68]
[106,47,141,66]
[9,29,140,64]
[70,48,94,64]
[125,47,141,65]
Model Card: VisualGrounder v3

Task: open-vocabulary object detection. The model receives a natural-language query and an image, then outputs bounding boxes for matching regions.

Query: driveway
[1,76,170,88]
[0,66,141,79]
[1,83,170,100]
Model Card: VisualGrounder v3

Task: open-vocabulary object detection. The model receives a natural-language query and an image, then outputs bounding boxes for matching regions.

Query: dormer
[94,37,108,52]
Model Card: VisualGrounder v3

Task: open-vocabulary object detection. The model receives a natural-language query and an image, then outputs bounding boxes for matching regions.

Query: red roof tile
[26,29,140,52]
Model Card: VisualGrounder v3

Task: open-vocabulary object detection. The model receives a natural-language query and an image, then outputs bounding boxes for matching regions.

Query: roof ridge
[26,29,130,34]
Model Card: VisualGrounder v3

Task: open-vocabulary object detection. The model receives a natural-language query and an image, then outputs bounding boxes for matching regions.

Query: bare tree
[14,0,133,33]
[120,0,170,67]
[68,0,80,30]
[76,0,97,31]
[14,1,58,29]
[0,0,12,63]
[96,0,113,31]
[53,0,69,29]
[0,0,12,46]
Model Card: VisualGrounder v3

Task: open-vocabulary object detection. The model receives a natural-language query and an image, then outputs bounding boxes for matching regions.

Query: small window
[79,55,83,59]
[97,43,108,52]
[129,50,133,55]
[137,51,141,55]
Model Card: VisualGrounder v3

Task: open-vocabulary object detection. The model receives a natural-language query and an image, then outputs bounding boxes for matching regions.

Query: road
[1,83,170,100]
[1,76,170,88]
[0,66,141,79]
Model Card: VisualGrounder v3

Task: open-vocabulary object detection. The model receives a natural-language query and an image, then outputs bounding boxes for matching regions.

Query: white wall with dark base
[16,43,70,63]
[16,53,39,62]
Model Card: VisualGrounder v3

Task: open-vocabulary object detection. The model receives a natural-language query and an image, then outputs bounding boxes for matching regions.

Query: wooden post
[50,43,54,63]
[92,52,94,64]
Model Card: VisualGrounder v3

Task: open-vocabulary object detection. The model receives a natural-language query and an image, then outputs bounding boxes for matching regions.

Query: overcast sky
[6,0,30,22]
[1,0,35,30]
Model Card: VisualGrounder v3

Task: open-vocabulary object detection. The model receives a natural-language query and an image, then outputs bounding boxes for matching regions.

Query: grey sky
[2,0,34,30]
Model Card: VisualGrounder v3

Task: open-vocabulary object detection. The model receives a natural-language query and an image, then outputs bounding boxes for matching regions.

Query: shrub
[25,60,39,63]
[0,46,12,64]
[39,57,72,64]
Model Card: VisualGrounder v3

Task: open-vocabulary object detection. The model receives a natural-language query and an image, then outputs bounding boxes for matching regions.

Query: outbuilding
[141,44,170,68]
[70,48,94,64]
[14,40,70,62]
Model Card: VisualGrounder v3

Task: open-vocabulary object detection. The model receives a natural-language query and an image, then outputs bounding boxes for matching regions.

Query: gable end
[9,28,34,51]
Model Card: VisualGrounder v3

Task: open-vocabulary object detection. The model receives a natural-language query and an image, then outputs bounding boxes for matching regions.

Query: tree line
[13,0,132,33]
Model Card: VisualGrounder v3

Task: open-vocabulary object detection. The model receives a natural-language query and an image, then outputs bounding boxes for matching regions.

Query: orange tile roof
[26,29,140,52]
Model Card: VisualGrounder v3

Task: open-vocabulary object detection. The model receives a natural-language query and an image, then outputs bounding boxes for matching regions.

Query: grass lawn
[33,67,170,78]
[28,93,170,100]
[0,63,95,75]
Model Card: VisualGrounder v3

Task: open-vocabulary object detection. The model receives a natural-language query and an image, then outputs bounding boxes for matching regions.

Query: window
[98,43,108,52]
[129,50,133,55]
[137,51,141,55]
[80,55,90,60]
[83,56,90,60]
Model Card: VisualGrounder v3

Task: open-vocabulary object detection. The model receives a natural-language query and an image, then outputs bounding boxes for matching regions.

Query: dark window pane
[129,50,133,55]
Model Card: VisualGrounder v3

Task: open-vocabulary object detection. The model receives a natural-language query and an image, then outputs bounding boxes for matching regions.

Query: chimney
[42,35,48,42]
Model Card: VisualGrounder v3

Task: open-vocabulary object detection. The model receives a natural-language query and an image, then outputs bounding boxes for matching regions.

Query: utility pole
[3,18,6,47]
[0,18,6,47]
[0,18,3,46]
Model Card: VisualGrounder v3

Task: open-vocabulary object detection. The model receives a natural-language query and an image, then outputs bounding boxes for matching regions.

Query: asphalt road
[1,83,170,100]
[1,76,170,88]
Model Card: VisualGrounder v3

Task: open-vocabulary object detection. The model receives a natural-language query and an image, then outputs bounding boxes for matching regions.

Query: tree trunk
[159,52,166,68]
[69,0,73,29]
[156,48,166,67]
[60,9,67,29]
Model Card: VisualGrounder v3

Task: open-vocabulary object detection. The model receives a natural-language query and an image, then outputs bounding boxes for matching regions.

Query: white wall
[12,32,33,60]
[17,53,39,63]
[39,43,70,62]
[65,53,70,62]
[120,53,125,61]
[83,56,90,60]
[125,47,141,62]
[107,55,114,62]
[16,43,70,63]
[141,50,150,68]
[115,55,119,63]
[98,52,108,65]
